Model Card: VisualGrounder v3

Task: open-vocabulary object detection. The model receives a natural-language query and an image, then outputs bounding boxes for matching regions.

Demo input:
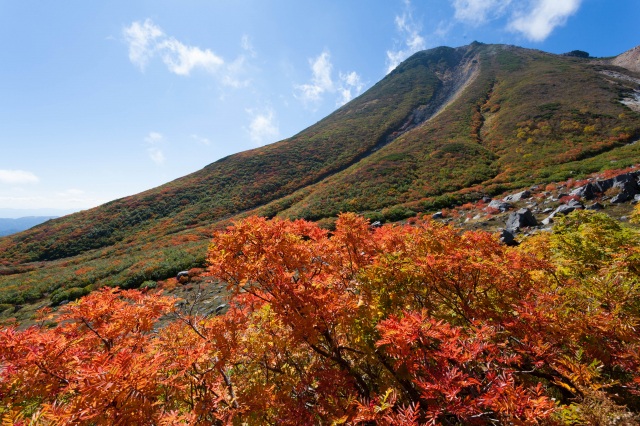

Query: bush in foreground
[1,212,639,424]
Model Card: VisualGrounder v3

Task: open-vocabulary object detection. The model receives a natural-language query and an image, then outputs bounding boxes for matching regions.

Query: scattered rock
[370,221,382,228]
[488,200,512,212]
[611,193,631,203]
[585,202,604,210]
[553,202,584,216]
[570,183,598,200]
[432,211,444,219]
[499,229,518,246]
[503,190,531,202]
[506,208,538,232]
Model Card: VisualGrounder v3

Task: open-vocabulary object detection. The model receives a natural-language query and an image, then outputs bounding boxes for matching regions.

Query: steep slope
[0,46,452,264]
[611,44,640,73]
[271,44,640,220]
[1,42,640,313]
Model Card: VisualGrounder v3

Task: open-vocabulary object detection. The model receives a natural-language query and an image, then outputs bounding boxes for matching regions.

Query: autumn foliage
[2,212,640,424]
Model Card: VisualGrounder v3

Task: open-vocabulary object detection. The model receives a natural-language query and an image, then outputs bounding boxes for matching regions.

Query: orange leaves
[3,213,640,423]
[0,288,181,424]
[375,311,556,423]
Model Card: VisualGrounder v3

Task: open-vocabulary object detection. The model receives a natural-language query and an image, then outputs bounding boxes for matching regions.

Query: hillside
[1,42,640,316]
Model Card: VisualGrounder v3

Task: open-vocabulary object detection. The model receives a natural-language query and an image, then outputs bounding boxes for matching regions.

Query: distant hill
[0,216,58,237]
[1,42,640,313]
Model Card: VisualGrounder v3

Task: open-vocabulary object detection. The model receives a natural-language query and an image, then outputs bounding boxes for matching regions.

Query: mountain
[1,42,640,315]
[0,217,58,237]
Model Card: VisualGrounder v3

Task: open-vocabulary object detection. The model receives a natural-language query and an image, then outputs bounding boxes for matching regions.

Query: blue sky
[0,0,638,216]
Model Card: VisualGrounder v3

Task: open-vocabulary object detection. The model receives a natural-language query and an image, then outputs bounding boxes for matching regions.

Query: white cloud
[158,38,224,76]
[190,134,211,145]
[508,0,582,41]
[123,19,164,71]
[295,51,334,104]
[337,71,364,106]
[241,34,256,57]
[144,132,166,165]
[0,170,39,184]
[453,0,512,25]
[386,0,427,74]
[223,56,251,88]
[123,19,251,84]
[247,109,279,146]
[295,51,364,107]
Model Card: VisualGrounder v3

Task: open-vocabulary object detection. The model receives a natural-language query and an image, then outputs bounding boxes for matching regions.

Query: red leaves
[2,213,640,423]
[376,311,555,423]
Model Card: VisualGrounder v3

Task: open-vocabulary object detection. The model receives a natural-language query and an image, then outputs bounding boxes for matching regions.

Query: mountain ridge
[0,216,58,237]
[1,42,640,314]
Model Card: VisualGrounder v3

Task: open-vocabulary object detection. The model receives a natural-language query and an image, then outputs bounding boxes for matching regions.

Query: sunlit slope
[0,46,451,264]
[271,44,640,220]
[1,42,640,308]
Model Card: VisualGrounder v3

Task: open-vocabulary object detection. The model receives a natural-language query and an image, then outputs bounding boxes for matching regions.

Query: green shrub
[50,287,90,306]
[140,280,157,290]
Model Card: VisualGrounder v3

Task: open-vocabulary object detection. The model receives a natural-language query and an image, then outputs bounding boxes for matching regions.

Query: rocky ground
[433,166,640,245]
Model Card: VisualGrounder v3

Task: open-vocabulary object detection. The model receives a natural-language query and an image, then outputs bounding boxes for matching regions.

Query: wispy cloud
[246,108,279,146]
[386,0,426,74]
[157,38,224,76]
[508,0,582,41]
[123,19,250,85]
[453,0,512,25]
[295,51,364,107]
[190,134,211,146]
[144,132,166,165]
[123,19,163,71]
[451,0,582,42]
[295,51,334,104]
[337,71,365,106]
[241,34,256,57]
[0,169,39,184]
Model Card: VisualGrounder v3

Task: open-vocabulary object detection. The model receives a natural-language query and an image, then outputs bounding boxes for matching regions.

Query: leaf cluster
[3,212,640,424]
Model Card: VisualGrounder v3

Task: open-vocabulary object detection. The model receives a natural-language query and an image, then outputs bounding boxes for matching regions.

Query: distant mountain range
[0,216,58,237]
[1,41,639,312]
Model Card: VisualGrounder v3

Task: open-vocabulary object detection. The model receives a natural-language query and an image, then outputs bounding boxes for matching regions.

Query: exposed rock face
[568,171,640,202]
[570,183,598,200]
[611,45,640,74]
[506,208,537,232]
